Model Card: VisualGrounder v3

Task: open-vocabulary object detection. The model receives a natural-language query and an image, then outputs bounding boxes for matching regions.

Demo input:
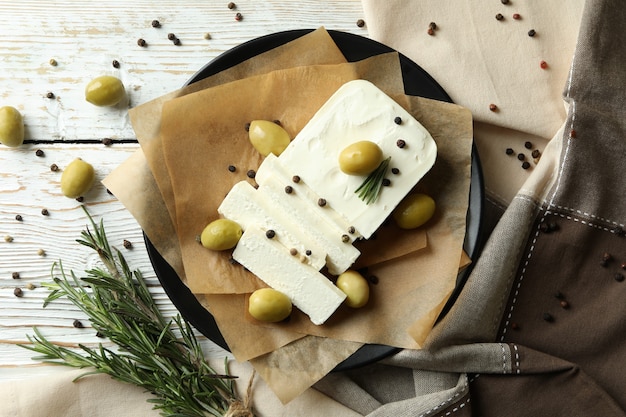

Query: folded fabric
[319,0,626,414]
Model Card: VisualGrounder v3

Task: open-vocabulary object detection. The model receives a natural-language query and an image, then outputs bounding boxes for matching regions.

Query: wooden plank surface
[0,0,367,381]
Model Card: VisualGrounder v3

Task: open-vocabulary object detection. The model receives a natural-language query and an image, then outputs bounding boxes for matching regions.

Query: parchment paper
[104,28,474,403]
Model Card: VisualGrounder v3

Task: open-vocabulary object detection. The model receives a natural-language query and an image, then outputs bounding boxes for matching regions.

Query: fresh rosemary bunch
[20,209,252,417]
[355,156,391,204]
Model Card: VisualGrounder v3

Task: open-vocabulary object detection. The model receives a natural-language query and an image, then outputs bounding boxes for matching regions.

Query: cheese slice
[218,181,328,271]
[277,79,437,239]
[257,173,360,275]
[233,226,346,325]
[255,154,361,242]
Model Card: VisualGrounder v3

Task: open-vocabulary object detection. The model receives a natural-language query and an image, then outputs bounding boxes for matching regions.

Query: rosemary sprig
[354,156,391,204]
[19,208,252,417]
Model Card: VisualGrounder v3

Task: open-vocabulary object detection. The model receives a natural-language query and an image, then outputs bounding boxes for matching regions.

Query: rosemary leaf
[19,208,250,417]
[355,156,391,204]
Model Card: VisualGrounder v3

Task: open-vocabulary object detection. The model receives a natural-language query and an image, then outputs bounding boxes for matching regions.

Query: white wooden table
[0,0,366,381]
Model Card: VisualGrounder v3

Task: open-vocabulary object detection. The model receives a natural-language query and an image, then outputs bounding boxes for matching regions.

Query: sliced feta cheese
[256,153,361,242]
[278,79,437,239]
[218,181,327,271]
[233,226,346,325]
[257,173,360,275]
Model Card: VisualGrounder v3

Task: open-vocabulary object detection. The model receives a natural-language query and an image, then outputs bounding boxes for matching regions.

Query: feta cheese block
[233,226,347,325]
[218,181,328,271]
[277,79,437,239]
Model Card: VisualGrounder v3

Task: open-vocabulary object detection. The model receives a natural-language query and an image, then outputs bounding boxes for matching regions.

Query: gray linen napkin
[314,0,626,414]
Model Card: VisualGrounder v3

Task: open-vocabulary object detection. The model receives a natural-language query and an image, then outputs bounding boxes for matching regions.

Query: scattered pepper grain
[14,288,23,297]
[394,116,402,125]
[235,12,243,21]
[570,129,577,138]
[427,28,435,36]
[172,37,181,46]
[305,249,312,256]
[12,272,20,279]
[228,165,236,172]
[26,283,36,290]
[35,149,44,157]
[528,29,536,37]
[137,38,147,47]
[521,161,530,170]
[46,92,55,99]
[532,149,541,158]
[396,139,406,148]
[265,230,276,239]
[348,226,356,234]
[368,275,379,285]
[102,137,113,146]
[614,273,625,282]
[495,13,504,21]
[489,103,498,112]
[228,2,236,9]
[246,169,256,179]
[41,208,49,216]
[382,178,391,186]
[4,235,13,242]
[391,167,400,175]
[540,60,548,69]
[542,312,554,322]
[356,19,365,28]
[501,0,510,4]
[50,163,59,171]
[15,214,22,221]
[341,234,350,243]
[517,153,525,161]
[524,141,532,149]
[318,198,327,207]
[513,13,521,20]
[292,175,301,183]
[289,248,298,256]
[204,32,212,40]
[112,59,120,68]
[151,19,161,28]
[284,185,293,194]
[123,239,132,249]
[73,319,84,328]
[505,148,514,155]
[37,249,46,256]
[49,58,58,66]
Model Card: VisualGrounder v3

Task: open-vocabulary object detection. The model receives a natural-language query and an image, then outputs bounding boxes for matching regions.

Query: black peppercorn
[244,122,251,131]
[102,138,113,146]
[173,37,181,46]
[496,13,504,21]
[247,170,256,179]
[292,175,300,183]
[396,139,406,148]
[151,19,161,28]
[76,196,84,203]
[284,185,293,194]
[50,163,59,171]
[524,141,532,149]
[528,29,536,37]
[15,214,22,221]
[137,38,147,47]
[391,167,400,175]
[305,249,312,256]
[123,239,132,249]
[265,230,275,239]
[489,103,498,112]
[356,19,365,28]
[235,12,243,21]
[501,0,509,4]
[14,288,23,297]
[521,161,530,170]
[368,275,379,285]
[41,208,49,216]
[46,92,54,99]
[614,273,625,282]
[228,165,236,172]
[228,1,236,9]
[35,149,44,157]
[318,198,327,207]
[12,272,20,279]
[348,226,356,234]
[517,153,525,161]
[429,22,437,30]
[542,312,554,322]
[73,319,84,328]
[506,148,514,155]
[289,248,298,256]
[341,234,349,243]
[112,59,120,68]
[531,149,541,158]
[394,116,402,125]
[382,178,391,186]
[167,33,176,40]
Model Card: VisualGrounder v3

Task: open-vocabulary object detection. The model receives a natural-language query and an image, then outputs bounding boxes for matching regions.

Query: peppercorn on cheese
[278,79,437,239]
[233,226,346,325]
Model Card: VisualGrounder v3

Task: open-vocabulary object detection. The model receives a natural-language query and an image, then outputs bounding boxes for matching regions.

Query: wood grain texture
[0,0,367,380]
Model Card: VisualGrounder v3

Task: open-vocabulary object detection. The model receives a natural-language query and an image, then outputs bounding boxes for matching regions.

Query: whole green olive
[0,106,24,148]
[392,193,436,229]
[336,270,370,308]
[85,75,126,107]
[60,158,95,198]
[248,120,291,156]
[200,219,242,251]
[338,141,383,175]
[248,288,292,322]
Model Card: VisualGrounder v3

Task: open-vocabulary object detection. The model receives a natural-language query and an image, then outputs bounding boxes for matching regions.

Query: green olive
[338,141,383,175]
[200,219,242,251]
[0,106,24,148]
[336,270,370,308]
[60,158,95,198]
[85,75,126,107]
[392,193,436,229]
[248,120,291,156]
[248,288,292,322]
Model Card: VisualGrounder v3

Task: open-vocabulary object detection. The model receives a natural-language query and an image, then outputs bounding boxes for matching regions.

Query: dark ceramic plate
[144,29,485,372]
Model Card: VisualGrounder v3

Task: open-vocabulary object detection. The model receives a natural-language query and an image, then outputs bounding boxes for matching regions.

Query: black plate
[144,29,485,372]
